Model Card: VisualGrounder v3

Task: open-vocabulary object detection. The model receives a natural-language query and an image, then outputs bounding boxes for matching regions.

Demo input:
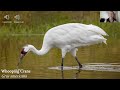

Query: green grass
[0,11,120,38]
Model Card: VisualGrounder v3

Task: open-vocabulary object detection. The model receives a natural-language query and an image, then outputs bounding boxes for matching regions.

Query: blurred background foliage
[0,11,99,34]
[0,11,120,39]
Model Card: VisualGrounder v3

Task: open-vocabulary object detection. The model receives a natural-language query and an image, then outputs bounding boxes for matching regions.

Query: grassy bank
[0,11,120,38]
[0,11,98,34]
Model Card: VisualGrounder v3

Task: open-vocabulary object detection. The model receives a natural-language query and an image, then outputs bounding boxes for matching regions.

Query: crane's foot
[61,66,63,71]
[78,64,82,69]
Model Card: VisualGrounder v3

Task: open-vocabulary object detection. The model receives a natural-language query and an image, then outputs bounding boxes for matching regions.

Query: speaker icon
[4,15,10,20]
[14,15,20,20]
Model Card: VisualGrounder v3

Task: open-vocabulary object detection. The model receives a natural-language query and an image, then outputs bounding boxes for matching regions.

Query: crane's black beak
[17,48,27,66]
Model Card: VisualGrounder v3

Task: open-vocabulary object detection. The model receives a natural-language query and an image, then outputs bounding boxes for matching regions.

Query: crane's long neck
[29,45,51,56]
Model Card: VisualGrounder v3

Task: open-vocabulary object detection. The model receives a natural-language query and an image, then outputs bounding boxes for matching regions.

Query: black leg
[61,58,64,70]
[75,57,82,69]
[61,70,64,79]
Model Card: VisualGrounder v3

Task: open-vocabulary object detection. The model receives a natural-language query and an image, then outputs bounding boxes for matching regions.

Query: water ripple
[48,63,120,72]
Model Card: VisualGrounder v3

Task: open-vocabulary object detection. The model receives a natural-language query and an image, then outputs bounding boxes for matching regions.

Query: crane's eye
[21,48,27,55]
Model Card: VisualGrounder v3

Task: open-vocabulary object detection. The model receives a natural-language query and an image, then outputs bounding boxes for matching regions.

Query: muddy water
[0,34,120,79]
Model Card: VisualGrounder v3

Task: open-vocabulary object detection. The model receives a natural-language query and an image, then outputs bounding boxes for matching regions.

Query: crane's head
[18,45,30,66]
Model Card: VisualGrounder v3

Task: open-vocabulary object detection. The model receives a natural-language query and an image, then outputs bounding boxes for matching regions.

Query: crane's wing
[44,23,108,47]
[64,23,108,36]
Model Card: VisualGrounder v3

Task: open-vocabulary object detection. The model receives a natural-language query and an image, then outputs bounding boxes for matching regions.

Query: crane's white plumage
[43,23,108,50]
[19,23,108,69]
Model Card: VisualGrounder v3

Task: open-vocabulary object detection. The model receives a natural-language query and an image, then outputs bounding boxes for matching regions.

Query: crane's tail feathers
[105,33,109,36]
[103,40,107,45]
[103,38,107,45]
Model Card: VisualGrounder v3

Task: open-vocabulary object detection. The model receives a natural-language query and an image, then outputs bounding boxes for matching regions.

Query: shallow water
[49,63,120,72]
[0,34,120,79]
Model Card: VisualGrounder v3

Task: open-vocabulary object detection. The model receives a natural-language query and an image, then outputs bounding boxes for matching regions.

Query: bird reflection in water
[61,69,81,79]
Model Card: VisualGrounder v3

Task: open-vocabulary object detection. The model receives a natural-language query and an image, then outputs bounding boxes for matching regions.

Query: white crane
[18,23,108,70]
